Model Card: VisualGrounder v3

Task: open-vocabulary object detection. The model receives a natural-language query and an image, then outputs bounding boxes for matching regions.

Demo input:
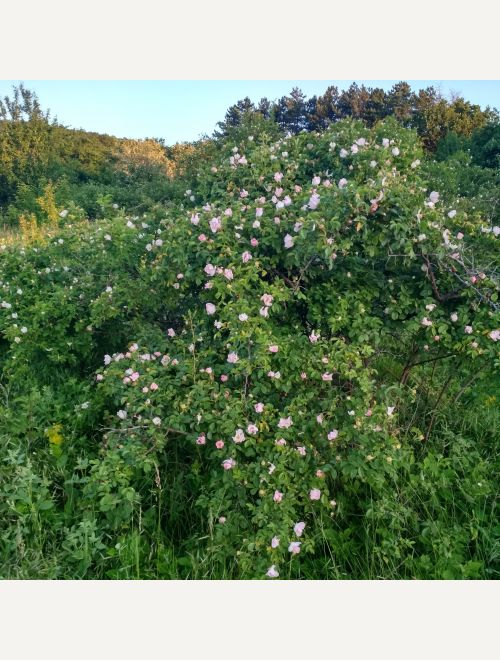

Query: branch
[422,254,463,303]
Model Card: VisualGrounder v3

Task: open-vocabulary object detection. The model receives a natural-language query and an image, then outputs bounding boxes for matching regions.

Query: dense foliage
[0,88,499,580]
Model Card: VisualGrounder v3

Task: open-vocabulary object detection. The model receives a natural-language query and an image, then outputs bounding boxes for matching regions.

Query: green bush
[0,118,498,579]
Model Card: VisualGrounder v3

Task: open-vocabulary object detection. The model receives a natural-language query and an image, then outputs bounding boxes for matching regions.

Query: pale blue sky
[1,80,499,143]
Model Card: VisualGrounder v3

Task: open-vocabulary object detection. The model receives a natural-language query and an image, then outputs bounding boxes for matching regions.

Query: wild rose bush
[1,118,498,578]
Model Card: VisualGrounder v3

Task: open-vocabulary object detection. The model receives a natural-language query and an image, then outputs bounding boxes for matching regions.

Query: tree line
[1,82,499,227]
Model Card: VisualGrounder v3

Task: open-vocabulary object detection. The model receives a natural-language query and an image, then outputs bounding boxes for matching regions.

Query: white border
[1,0,499,79]
[0,581,498,658]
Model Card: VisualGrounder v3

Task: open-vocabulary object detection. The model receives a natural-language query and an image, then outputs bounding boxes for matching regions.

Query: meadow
[0,83,499,579]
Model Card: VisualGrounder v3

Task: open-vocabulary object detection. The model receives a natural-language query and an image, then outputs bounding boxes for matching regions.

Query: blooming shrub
[0,118,498,579]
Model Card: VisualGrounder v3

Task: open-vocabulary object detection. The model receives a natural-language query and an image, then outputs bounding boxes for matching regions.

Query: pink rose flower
[268,345,279,353]
[308,193,320,209]
[288,541,301,555]
[204,263,216,276]
[266,565,279,578]
[247,424,258,435]
[328,429,338,441]
[255,402,264,413]
[294,522,306,537]
[310,488,321,501]
[233,429,245,443]
[215,440,224,449]
[242,251,252,263]
[209,217,221,233]
[271,536,280,548]
[227,352,239,364]
[278,416,293,429]
[222,458,236,470]
[205,303,216,315]
[273,490,283,503]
